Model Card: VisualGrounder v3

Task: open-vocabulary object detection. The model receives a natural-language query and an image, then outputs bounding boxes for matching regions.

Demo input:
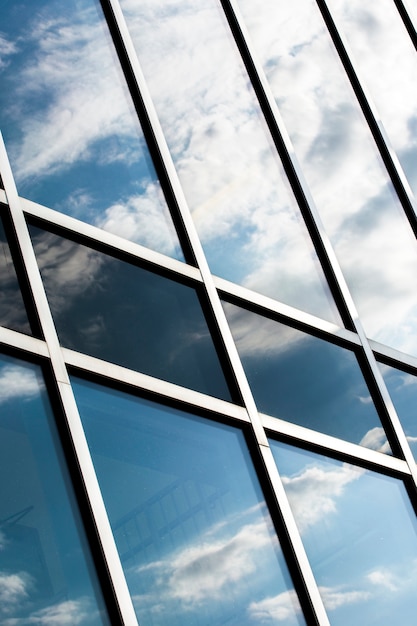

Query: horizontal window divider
[21,196,200,282]
[0,326,49,357]
[215,276,360,346]
[371,339,417,373]
[62,346,250,424]
[262,413,411,477]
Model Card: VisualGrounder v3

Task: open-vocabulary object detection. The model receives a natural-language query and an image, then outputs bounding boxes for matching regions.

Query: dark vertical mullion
[314,0,417,238]
[393,0,417,52]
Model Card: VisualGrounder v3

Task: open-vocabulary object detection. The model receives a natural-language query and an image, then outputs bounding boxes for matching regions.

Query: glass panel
[0,211,31,334]
[223,301,390,452]
[326,0,417,198]
[270,441,417,626]
[236,0,417,356]
[118,0,340,324]
[402,0,417,29]
[29,224,231,400]
[72,376,306,626]
[378,361,417,462]
[0,354,109,625]
[0,0,182,260]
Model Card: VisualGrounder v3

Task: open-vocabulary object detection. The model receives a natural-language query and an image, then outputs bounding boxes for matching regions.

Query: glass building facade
[1,1,417,624]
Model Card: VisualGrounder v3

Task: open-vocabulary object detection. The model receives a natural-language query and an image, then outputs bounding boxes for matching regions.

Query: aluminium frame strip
[0,133,139,626]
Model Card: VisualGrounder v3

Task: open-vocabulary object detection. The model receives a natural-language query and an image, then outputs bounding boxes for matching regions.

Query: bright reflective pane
[118,0,340,323]
[327,0,417,198]
[402,0,417,29]
[0,212,31,334]
[223,301,390,452]
[0,354,109,625]
[378,361,417,462]
[270,441,417,625]
[72,376,306,626]
[0,0,182,260]
[237,0,417,356]
[29,225,231,400]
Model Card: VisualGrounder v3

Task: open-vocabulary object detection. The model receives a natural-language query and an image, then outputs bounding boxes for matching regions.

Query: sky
[0,0,183,260]
[0,355,109,626]
[272,441,417,626]
[72,377,306,626]
[236,0,417,354]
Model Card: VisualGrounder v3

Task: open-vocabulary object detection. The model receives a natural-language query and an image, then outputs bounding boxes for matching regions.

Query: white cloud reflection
[129,505,302,623]
[281,463,361,533]
[0,365,42,403]
[119,0,338,321]
[237,0,417,355]
[0,572,29,613]
[3,598,94,626]
[319,586,370,610]
[248,590,302,623]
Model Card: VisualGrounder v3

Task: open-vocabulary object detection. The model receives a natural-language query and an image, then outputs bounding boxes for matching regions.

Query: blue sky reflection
[0,0,182,259]
[271,441,417,625]
[0,354,109,625]
[73,377,306,625]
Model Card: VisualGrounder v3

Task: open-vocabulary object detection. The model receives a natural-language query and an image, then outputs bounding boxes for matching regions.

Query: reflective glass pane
[327,0,417,198]
[0,0,182,260]
[0,354,109,625]
[378,361,417,462]
[270,441,417,626]
[236,0,417,356]
[72,376,306,626]
[29,225,231,400]
[223,301,390,452]
[0,212,31,334]
[118,0,340,323]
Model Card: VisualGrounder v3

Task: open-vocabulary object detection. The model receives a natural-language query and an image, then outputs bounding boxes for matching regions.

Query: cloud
[0,572,29,613]
[134,517,274,609]
[281,463,361,532]
[97,185,182,258]
[0,365,42,404]
[367,569,398,592]
[11,10,140,182]
[0,33,18,70]
[236,0,417,353]
[119,0,336,320]
[359,427,390,454]
[319,585,370,610]
[3,598,93,626]
[248,590,302,623]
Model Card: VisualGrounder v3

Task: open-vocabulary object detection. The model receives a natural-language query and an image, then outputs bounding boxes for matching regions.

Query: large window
[0,1,417,624]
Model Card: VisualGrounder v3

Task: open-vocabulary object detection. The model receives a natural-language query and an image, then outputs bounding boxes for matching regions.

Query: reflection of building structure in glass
[0,0,417,624]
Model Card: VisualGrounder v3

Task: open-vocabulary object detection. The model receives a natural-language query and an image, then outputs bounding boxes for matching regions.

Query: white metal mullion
[0,133,139,626]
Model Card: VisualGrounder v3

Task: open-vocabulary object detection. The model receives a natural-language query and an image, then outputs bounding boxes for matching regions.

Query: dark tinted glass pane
[378,362,417,462]
[29,225,231,400]
[271,441,417,625]
[118,0,341,324]
[0,354,109,625]
[72,377,306,626]
[0,0,183,260]
[0,212,31,334]
[223,301,390,452]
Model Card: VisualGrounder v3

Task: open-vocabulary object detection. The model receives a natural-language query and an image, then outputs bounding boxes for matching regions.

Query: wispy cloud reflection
[119,0,338,321]
[0,365,43,403]
[237,0,417,355]
[3,598,96,626]
[128,504,302,623]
